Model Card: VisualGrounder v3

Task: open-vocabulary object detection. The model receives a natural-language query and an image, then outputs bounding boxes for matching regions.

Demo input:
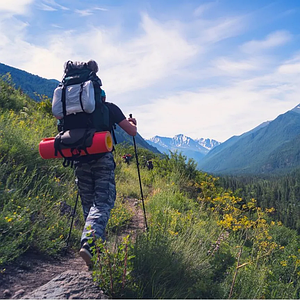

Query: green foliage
[0,74,31,111]
[0,77,82,265]
[131,198,229,298]
[0,63,59,101]
[107,197,134,234]
[219,171,300,233]
[91,236,137,298]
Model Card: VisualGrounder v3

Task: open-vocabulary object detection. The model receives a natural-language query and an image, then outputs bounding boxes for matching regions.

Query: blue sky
[1,0,300,142]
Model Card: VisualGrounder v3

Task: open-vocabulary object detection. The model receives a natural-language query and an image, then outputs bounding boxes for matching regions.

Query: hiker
[122,154,132,165]
[53,60,137,266]
[77,84,137,265]
[146,160,153,171]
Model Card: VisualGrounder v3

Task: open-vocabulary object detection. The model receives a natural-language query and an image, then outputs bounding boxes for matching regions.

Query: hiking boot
[79,242,92,266]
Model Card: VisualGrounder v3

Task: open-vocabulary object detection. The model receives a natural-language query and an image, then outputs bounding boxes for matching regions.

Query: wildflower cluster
[200,192,280,258]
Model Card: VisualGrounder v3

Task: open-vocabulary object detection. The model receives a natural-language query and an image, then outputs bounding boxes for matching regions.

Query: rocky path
[0,197,146,299]
[0,252,89,299]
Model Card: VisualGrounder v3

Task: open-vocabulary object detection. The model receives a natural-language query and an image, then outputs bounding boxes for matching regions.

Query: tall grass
[94,148,300,299]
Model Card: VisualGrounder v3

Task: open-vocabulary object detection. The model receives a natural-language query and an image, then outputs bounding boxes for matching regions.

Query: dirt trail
[0,197,146,299]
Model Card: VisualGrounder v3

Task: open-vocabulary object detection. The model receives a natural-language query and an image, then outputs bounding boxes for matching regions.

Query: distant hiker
[147,160,153,171]
[52,60,137,266]
[122,154,132,165]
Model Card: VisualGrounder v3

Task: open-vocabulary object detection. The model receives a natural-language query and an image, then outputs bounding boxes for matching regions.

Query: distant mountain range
[198,105,300,175]
[147,134,220,164]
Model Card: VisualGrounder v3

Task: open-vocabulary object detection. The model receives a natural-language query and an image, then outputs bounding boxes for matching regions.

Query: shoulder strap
[61,86,67,117]
[111,124,117,145]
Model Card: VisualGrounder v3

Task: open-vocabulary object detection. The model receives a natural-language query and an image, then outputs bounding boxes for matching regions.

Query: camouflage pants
[75,152,116,244]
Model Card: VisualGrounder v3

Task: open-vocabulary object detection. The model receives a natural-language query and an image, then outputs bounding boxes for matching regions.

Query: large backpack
[51,61,112,167]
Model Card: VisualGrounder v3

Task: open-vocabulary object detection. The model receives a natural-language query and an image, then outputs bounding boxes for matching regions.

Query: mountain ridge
[198,105,300,174]
[147,134,220,165]
[0,62,59,101]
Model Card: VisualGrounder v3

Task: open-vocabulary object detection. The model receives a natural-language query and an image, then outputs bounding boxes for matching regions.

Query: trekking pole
[66,178,80,249]
[129,114,148,231]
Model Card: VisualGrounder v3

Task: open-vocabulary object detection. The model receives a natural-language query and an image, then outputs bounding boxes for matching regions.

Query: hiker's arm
[118,118,137,136]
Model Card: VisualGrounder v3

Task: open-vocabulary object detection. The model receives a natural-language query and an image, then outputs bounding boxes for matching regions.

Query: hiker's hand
[128,117,137,126]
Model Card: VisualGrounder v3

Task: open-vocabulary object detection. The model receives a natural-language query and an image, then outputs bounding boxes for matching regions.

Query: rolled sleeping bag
[39,131,113,159]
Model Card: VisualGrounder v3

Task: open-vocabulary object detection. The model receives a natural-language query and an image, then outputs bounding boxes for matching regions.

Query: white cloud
[0,12,197,84]
[58,14,199,96]
[241,30,292,53]
[278,63,300,74]
[135,54,300,142]
[75,9,93,17]
[0,0,33,15]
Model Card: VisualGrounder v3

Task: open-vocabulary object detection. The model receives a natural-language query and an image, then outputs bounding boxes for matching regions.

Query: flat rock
[22,270,107,299]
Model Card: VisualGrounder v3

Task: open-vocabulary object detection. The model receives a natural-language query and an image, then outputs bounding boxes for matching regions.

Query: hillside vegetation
[1,77,300,298]
[0,63,59,101]
[219,172,300,234]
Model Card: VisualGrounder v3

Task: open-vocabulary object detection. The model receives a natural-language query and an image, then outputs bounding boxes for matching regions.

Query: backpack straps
[54,128,96,168]
[62,86,67,117]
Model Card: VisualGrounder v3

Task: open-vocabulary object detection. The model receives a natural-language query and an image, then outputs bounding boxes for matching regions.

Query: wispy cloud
[213,57,261,75]
[93,7,108,12]
[75,9,93,17]
[95,13,198,95]
[38,3,56,11]
[277,53,300,74]
[193,1,217,17]
[199,16,247,44]
[43,0,69,11]
[241,30,292,53]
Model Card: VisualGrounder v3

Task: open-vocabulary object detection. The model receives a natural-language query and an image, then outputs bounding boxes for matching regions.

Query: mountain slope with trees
[0,62,59,101]
[198,106,300,175]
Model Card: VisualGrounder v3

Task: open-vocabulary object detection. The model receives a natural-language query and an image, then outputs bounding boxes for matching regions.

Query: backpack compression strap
[79,83,85,112]
[62,86,67,117]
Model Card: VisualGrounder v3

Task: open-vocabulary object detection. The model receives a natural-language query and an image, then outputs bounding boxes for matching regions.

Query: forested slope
[0,62,59,101]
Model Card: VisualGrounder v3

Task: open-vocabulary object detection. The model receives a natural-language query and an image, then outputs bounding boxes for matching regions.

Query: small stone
[12,289,25,299]
[3,289,12,298]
